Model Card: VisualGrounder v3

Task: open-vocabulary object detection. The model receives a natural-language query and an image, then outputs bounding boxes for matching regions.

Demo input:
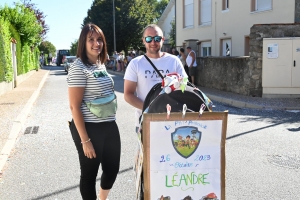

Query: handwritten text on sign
[149,120,222,200]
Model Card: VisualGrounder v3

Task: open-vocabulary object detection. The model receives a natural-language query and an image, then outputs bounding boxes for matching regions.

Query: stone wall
[196,56,254,96]
[196,23,300,97]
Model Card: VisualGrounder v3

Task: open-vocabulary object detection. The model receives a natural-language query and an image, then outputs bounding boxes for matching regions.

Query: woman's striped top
[67,58,116,123]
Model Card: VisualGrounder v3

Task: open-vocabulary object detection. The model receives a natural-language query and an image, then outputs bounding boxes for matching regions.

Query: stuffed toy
[162,72,187,94]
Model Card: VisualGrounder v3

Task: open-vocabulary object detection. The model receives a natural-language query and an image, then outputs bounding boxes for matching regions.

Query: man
[124,24,187,131]
[186,46,197,84]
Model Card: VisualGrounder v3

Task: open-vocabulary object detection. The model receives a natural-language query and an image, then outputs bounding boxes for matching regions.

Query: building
[176,0,297,57]
[157,0,176,53]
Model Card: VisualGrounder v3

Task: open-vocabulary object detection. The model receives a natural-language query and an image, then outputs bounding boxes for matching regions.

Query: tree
[83,0,156,54]
[38,41,56,56]
[17,0,49,40]
[0,3,43,46]
[168,19,175,48]
[154,0,170,21]
[70,39,78,56]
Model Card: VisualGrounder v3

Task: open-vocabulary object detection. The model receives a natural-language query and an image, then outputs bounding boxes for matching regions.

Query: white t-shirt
[186,50,197,67]
[124,53,187,126]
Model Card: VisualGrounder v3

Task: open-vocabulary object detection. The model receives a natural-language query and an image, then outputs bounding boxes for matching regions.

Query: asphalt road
[0,66,299,200]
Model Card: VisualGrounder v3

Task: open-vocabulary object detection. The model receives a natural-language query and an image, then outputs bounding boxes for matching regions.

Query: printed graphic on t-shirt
[93,70,108,78]
[144,69,170,79]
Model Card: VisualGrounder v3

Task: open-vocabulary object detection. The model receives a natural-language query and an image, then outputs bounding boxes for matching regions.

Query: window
[201,41,212,57]
[184,0,194,28]
[251,0,272,12]
[222,0,229,10]
[199,0,212,26]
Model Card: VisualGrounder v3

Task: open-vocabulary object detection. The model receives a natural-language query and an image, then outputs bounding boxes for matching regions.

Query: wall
[195,23,300,97]
[196,56,255,96]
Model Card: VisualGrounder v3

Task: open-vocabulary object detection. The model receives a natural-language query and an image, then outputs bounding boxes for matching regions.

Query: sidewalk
[0,69,49,174]
[0,68,299,173]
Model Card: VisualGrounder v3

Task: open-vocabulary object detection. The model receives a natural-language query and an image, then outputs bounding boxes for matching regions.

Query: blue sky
[1,0,94,50]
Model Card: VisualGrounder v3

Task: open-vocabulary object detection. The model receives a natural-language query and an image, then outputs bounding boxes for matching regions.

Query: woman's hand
[82,141,97,159]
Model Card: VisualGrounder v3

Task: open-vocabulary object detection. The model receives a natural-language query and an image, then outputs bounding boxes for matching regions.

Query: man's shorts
[189,67,197,76]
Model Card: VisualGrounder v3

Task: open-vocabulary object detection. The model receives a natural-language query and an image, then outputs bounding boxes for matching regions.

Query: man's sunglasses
[144,36,162,43]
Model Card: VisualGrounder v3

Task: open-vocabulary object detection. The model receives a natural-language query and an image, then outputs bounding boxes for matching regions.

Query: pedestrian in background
[186,46,197,84]
[67,23,121,200]
[179,47,191,82]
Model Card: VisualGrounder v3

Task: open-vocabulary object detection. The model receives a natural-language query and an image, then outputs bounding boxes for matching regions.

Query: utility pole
[113,0,116,52]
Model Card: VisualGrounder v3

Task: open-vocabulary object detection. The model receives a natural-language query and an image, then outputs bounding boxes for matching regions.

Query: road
[0,66,299,200]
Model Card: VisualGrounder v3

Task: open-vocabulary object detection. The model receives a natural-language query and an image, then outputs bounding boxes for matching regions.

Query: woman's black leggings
[70,120,121,200]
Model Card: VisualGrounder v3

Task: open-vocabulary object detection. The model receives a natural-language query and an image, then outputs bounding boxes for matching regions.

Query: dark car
[56,49,70,66]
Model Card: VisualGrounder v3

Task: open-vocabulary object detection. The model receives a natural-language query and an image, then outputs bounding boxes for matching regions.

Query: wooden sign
[142,112,228,200]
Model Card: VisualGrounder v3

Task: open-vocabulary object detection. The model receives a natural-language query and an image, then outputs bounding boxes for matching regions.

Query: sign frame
[142,112,228,200]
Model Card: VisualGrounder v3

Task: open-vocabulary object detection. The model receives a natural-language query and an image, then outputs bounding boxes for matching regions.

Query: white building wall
[159,6,175,40]
[176,0,295,56]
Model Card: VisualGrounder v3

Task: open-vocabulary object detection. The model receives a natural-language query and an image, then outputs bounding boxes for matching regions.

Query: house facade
[157,0,175,53]
[176,0,296,57]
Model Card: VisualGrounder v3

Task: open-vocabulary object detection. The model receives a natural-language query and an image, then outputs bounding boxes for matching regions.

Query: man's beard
[146,46,160,55]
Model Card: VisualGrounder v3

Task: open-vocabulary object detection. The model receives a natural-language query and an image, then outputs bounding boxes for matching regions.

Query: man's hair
[187,46,191,49]
[142,24,163,37]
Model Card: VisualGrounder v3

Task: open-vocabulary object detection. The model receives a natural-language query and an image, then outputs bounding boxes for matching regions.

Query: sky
[0,0,94,50]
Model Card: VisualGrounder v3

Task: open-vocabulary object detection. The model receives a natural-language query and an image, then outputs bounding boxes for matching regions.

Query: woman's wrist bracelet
[81,138,91,144]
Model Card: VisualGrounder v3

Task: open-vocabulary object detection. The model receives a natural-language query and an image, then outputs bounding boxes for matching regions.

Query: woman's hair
[180,48,185,53]
[77,23,108,66]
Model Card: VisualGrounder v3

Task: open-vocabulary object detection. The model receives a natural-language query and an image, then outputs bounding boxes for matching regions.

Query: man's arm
[124,79,144,110]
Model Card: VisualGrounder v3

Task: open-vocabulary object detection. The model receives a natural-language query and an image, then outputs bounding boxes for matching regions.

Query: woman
[67,23,120,200]
[179,47,190,82]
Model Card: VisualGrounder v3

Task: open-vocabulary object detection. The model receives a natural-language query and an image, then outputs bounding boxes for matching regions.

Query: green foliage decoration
[0,17,13,82]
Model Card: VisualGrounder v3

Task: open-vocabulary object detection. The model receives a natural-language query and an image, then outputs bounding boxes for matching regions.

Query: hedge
[0,17,13,82]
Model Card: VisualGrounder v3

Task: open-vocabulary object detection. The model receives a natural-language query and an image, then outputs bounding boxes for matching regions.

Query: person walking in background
[179,47,191,82]
[118,52,125,71]
[124,24,187,132]
[186,46,197,84]
[112,51,118,71]
[67,23,121,200]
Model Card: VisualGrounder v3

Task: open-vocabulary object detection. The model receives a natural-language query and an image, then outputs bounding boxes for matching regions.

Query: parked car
[63,56,77,73]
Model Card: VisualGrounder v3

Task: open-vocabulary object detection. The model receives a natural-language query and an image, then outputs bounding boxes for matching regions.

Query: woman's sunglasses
[144,36,162,43]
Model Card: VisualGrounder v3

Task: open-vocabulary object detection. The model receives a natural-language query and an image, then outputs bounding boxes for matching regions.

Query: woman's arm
[68,87,96,158]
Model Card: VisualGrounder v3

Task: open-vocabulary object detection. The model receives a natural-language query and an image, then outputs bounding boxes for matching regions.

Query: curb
[207,94,300,110]
[0,70,49,173]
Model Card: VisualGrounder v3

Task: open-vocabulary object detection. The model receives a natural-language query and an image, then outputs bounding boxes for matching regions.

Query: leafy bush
[0,17,13,82]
